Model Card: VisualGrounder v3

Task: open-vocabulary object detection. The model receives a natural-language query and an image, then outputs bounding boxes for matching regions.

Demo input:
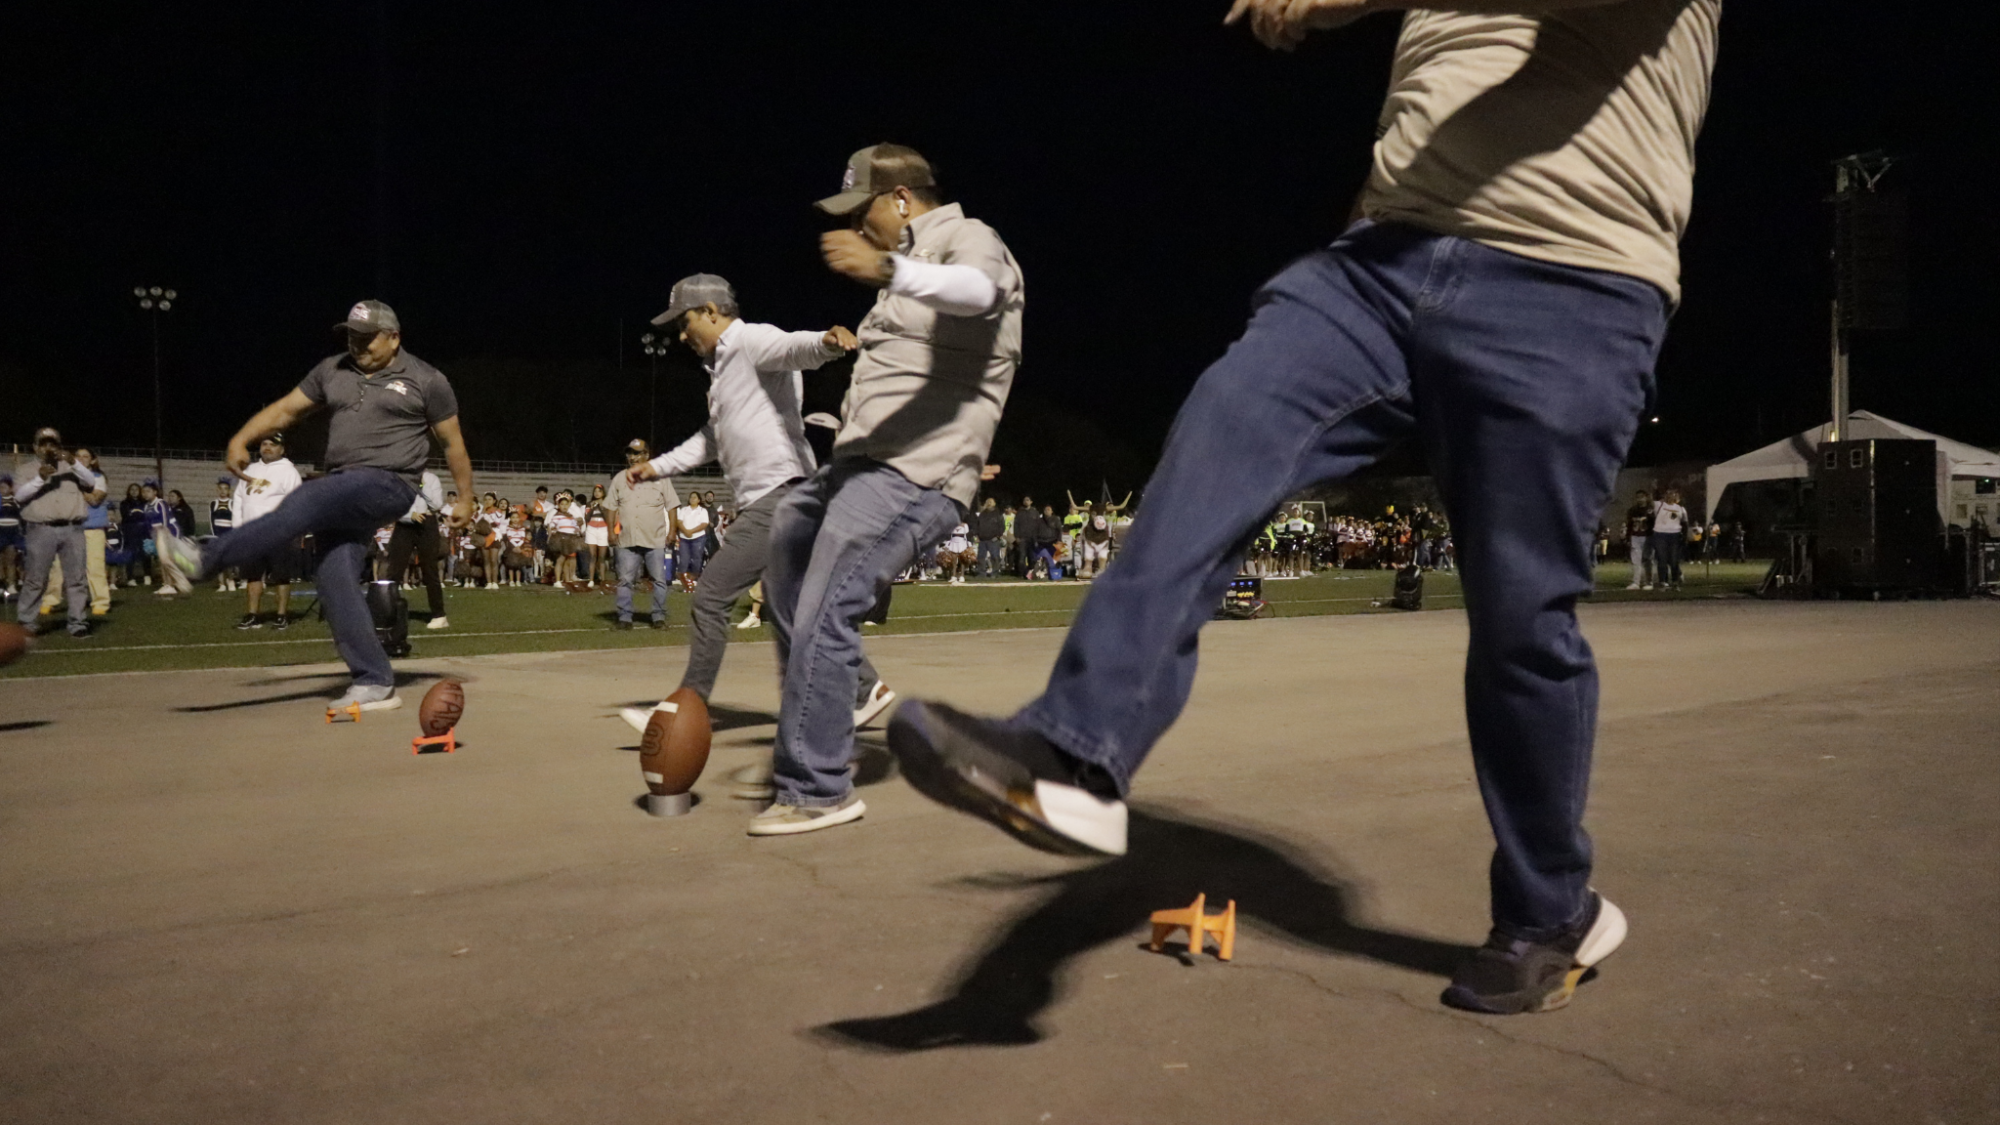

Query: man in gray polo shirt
[162,300,475,715]
[604,437,678,629]
[13,427,106,638]
[745,145,1024,837]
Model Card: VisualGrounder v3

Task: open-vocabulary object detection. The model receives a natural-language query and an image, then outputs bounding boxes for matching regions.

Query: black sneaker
[649,618,667,630]
[1440,892,1628,1015]
[613,619,634,631]
[234,614,262,630]
[271,615,290,631]
[886,701,1128,857]
[67,623,93,640]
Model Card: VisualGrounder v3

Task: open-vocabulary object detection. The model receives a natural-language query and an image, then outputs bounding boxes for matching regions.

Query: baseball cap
[815,144,935,216]
[626,439,650,455]
[334,299,401,334]
[650,274,735,327]
[261,432,286,447]
[34,426,61,444]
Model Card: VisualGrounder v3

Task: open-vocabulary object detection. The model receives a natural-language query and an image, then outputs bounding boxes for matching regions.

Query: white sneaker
[1624,582,1640,590]
[746,793,866,837]
[620,698,680,736]
[734,612,761,630]
[153,585,177,597]
[327,684,401,713]
[426,615,450,630]
[853,680,898,729]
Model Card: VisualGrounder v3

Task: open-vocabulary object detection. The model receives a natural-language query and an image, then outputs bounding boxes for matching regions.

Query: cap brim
[648,304,691,327]
[814,190,872,216]
[334,319,389,333]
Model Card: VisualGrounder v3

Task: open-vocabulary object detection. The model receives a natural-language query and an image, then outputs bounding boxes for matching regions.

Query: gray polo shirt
[834,203,1024,508]
[604,472,679,549]
[297,350,458,487]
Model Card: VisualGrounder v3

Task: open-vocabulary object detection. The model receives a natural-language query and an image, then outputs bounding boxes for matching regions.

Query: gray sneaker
[158,534,208,581]
[1440,892,1628,1014]
[746,793,866,837]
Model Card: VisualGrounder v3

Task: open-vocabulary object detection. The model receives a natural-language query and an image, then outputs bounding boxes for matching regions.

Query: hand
[225,440,252,476]
[447,498,475,530]
[626,463,661,485]
[1224,0,1375,51]
[37,461,55,480]
[821,230,894,287]
[980,463,1002,482]
[823,325,859,351]
[411,510,430,524]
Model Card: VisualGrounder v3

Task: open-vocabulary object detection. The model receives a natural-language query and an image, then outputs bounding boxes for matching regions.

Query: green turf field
[3,561,1769,678]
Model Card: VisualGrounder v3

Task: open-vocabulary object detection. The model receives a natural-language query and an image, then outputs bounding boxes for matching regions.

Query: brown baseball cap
[814,144,935,216]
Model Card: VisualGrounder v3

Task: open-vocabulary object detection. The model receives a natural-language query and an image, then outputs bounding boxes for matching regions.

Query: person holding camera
[12,427,105,638]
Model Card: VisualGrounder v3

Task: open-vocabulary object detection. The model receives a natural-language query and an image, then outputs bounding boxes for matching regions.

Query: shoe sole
[887,704,1125,858]
[853,685,898,729]
[745,798,866,836]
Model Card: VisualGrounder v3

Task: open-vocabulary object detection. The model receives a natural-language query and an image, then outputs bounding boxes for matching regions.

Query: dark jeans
[614,545,668,623]
[384,520,445,616]
[976,537,1004,578]
[1017,221,1667,938]
[203,467,416,688]
[766,459,959,806]
[1649,531,1683,587]
[680,482,881,701]
[675,537,709,577]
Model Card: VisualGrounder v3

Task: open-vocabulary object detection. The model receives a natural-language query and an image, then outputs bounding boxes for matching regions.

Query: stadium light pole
[134,286,177,494]
[641,331,668,450]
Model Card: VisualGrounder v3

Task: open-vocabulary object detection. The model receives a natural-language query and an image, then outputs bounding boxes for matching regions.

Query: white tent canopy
[1705,410,2000,521]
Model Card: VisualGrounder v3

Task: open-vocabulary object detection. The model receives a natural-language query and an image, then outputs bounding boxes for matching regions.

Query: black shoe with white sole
[886,700,1127,857]
[1440,892,1628,1014]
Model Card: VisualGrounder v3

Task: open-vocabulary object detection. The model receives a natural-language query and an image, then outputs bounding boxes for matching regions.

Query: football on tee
[0,623,29,668]
[418,679,465,736]
[639,687,712,797]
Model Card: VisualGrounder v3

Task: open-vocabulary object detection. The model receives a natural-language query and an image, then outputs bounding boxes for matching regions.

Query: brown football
[639,687,711,796]
[0,623,29,669]
[418,679,465,736]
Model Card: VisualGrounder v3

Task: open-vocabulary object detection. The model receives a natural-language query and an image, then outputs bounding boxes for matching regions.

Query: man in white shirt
[1649,488,1690,590]
[231,434,304,629]
[889,0,1719,1017]
[624,274,900,771]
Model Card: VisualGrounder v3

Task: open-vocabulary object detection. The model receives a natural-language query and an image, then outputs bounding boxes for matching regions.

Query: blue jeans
[204,467,417,688]
[614,545,667,622]
[1018,221,1666,938]
[675,537,708,578]
[766,459,961,806]
[977,537,1004,578]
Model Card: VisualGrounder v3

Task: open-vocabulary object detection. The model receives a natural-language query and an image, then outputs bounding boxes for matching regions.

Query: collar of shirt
[899,202,965,255]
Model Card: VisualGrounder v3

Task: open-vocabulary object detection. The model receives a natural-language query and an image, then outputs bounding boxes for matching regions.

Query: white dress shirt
[646,319,839,508]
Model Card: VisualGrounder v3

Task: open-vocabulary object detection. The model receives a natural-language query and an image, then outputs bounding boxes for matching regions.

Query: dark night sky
[2,2,1993,487]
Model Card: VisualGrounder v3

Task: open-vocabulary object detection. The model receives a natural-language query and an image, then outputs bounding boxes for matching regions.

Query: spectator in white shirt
[1649,488,1689,590]
[230,434,305,628]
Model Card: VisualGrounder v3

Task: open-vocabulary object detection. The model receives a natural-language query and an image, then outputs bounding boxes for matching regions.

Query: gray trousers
[19,523,87,629]
[680,482,879,701]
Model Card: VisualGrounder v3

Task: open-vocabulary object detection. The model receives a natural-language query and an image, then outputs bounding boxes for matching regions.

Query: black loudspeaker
[1834,187,1908,331]
[367,579,411,657]
[1390,564,1424,610]
[1812,439,1941,591]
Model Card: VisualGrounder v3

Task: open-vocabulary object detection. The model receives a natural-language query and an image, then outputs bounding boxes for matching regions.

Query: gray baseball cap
[650,274,736,326]
[814,144,935,216]
[334,299,401,334]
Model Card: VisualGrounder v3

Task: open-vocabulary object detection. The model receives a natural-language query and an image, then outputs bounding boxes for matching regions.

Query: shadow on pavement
[175,671,446,712]
[812,805,1471,1052]
[0,720,54,733]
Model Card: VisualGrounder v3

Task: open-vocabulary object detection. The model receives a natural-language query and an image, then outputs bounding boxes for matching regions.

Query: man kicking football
[621,275,900,800]
[889,0,1720,1015]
